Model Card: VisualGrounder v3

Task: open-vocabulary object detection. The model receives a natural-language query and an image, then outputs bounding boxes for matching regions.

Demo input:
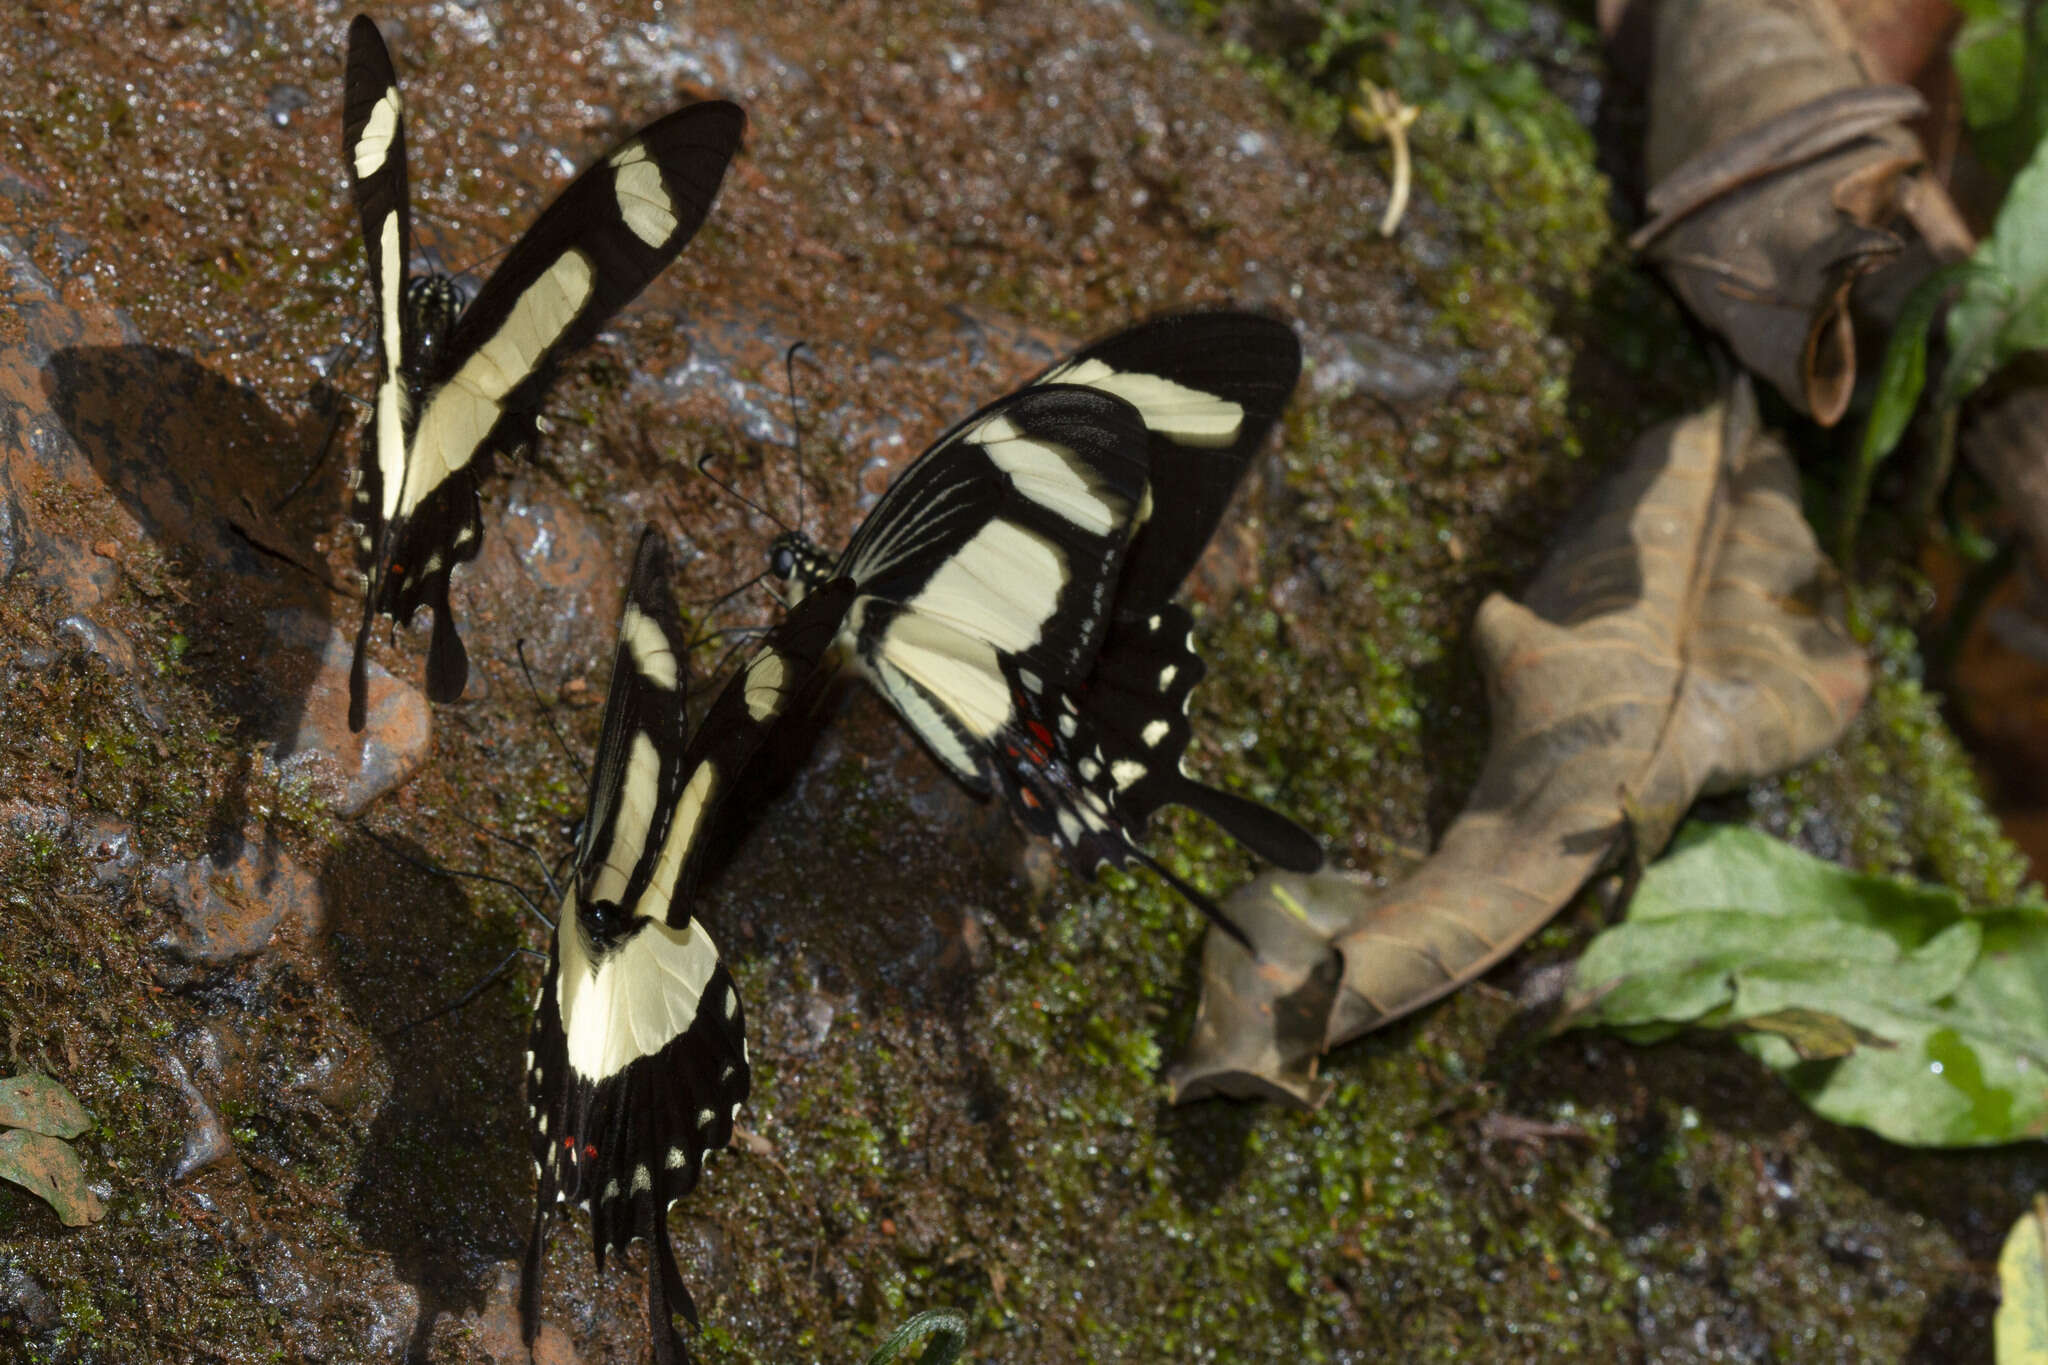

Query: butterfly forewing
[522,535,855,1364]
[834,385,1151,788]
[341,14,414,646]
[1034,310,1303,617]
[573,531,692,920]
[342,15,745,731]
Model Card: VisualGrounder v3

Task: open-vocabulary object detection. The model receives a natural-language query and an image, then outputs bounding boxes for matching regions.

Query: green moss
[1764,586,2039,907]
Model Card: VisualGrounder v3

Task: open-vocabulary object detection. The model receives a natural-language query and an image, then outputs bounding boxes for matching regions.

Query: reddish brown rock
[149,829,324,968]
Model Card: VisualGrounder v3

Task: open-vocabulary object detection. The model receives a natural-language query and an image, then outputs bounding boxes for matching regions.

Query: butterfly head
[766,531,834,604]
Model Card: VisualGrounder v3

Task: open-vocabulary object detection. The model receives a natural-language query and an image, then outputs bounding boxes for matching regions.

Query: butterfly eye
[770,545,796,580]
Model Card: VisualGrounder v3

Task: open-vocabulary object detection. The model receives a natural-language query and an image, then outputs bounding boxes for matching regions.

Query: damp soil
[0,1,2042,1363]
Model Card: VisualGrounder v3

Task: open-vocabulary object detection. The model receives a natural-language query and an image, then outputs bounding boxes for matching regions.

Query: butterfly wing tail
[648,1210,701,1365]
[425,583,469,704]
[519,1194,548,1351]
[1128,846,1254,951]
[1145,774,1325,873]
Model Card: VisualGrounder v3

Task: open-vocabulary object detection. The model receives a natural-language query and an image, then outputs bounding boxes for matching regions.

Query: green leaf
[1624,823,1967,938]
[1997,1196,2048,1364]
[1946,130,2048,401]
[1567,825,2048,1146]
[0,1074,92,1139]
[1955,14,2026,129]
[0,1128,103,1227]
[864,1309,969,1365]
[1840,262,1977,561]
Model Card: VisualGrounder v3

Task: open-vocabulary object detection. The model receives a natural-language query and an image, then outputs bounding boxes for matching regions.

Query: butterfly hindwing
[342,16,745,731]
[1061,605,1324,873]
[522,532,854,1364]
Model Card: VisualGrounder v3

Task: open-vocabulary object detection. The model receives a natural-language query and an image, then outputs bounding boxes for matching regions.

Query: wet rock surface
[0,1,2041,1363]
[149,827,324,969]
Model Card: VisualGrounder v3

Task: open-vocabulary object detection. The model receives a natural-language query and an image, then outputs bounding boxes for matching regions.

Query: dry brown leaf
[1169,381,1871,1106]
[1632,0,1968,425]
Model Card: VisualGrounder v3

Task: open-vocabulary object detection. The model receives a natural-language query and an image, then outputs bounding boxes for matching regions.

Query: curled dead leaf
[1171,380,1870,1106]
[1632,0,1969,425]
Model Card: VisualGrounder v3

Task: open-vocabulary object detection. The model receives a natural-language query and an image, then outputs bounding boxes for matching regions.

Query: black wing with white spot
[770,312,1321,933]
[521,530,853,1365]
[1023,312,1325,876]
[341,14,745,731]
[1032,310,1303,620]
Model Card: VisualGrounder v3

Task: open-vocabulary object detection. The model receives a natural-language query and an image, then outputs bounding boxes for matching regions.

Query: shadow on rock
[42,344,427,828]
[320,824,539,1361]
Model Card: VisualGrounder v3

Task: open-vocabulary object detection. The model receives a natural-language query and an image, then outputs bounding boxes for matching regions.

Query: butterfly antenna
[695,444,791,530]
[272,387,354,512]
[784,340,810,536]
[449,808,567,905]
[691,568,775,636]
[685,629,777,703]
[360,825,556,932]
[380,945,550,1038]
[515,638,591,791]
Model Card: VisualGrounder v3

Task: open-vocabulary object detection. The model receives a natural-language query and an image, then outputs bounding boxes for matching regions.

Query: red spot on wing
[1028,720,1054,751]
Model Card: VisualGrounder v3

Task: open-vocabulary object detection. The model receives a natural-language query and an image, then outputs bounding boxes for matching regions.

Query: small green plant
[1563,824,2048,1147]
[862,1308,968,1365]
[1841,127,2048,561]
[1952,0,2048,179]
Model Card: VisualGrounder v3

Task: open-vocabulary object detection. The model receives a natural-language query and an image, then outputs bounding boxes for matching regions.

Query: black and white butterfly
[339,14,744,731]
[522,527,853,1363]
[764,312,1324,935]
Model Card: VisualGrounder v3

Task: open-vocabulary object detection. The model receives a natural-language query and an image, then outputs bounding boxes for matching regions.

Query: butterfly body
[339,13,744,731]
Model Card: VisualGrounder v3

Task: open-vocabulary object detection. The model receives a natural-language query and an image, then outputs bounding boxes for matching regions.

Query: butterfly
[763,311,1324,937]
[339,13,744,731]
[521,526,854,1363]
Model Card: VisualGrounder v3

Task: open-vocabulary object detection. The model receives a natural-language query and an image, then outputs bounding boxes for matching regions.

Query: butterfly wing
[522,530,853,1364]
[832,384,1153,793]
[1028,312,1324,876]
[345,47,746,729]
[342,15,418,718]
[1033,309,1303,618]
